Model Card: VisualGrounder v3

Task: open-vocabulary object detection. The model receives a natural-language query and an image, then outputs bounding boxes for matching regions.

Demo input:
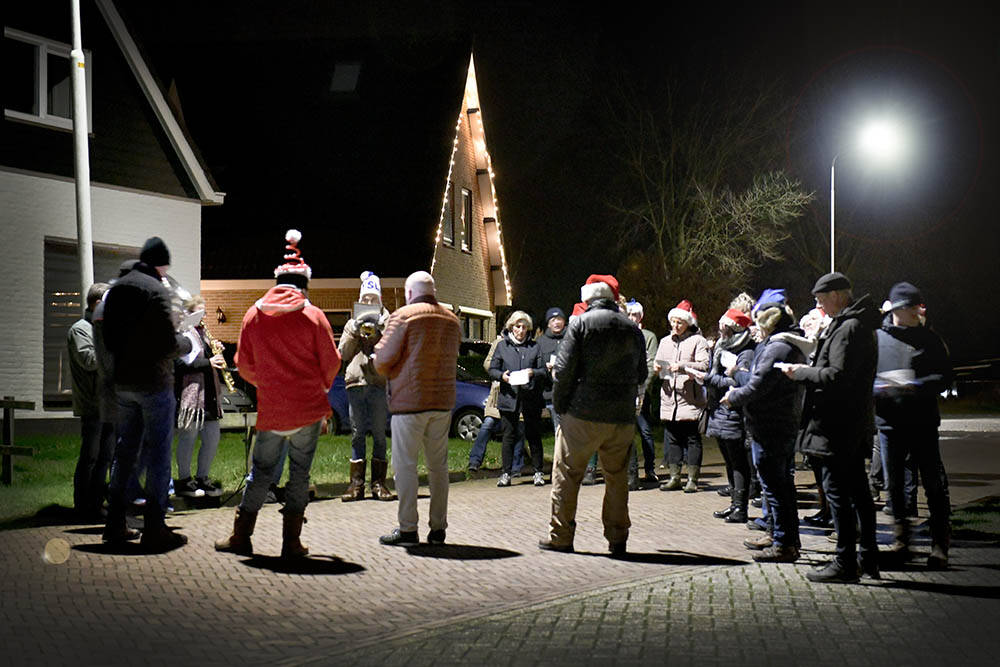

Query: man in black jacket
[101,237,193,552]
[537,307,567,434]
[784,272,881,583]
[876,282,953,568]
[539,275,647,556]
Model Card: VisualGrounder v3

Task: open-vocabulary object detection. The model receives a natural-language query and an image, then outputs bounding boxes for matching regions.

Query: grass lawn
[0,430,557,528]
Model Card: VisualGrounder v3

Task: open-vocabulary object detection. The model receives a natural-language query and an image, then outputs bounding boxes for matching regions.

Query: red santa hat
[719,307,751,330]
[668,299,697,326]
[580,274,619,303]
[273,229,312,282]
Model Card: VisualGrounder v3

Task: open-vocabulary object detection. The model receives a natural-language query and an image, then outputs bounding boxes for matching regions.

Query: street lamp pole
[830,154,838,273]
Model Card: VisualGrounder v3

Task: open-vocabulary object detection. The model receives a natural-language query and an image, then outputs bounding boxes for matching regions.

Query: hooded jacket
[656,328,710,422]
[874,317,951,432]
[235,285,341,431]
[552,298,648,424]
[726,328,812,446]
[795,294,880,458]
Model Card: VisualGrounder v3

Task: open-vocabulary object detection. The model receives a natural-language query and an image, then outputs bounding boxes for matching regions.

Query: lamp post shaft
[829,157,836,273]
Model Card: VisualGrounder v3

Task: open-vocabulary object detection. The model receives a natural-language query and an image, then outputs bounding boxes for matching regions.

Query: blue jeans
[630,403,657,474]
[880,428,951,544]
[175,420,221,480]
[243,420,322,515]
[108,388,176,516]
[547,402,562,434]
[347,385,388,460]
[468,416,524,471]
[751,439,799,548]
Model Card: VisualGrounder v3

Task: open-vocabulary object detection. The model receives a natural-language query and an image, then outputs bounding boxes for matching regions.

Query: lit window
[3,27,92,132]
[442,181,455,246]
[461,188,473,251]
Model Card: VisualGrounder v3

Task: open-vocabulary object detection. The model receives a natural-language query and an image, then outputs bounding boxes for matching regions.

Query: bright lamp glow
[857,119,905,163]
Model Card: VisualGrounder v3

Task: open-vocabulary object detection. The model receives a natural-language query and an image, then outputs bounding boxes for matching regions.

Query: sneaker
[538,539,574,553]
[379,528,419,547]
[751,497,763,508]
[582,468,596,486]
[196,478,223,497]
[753,544,800,563]
[102,524,141,544]
[744,534,773,550]
[746,518,768,532]
[806,560,859,584]
[427,529,446,545]
[533,472,546,487]
[857,552,881,579]
[175,478,205,498]
[497,473,511,487]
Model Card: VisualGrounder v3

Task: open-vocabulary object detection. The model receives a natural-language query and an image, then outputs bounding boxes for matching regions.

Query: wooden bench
[1,396,36,485]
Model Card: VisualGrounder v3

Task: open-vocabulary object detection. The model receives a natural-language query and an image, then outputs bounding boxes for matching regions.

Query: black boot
[726,488,748,524]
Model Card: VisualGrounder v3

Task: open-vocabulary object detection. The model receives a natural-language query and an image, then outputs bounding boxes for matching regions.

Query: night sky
[128,1,998,361]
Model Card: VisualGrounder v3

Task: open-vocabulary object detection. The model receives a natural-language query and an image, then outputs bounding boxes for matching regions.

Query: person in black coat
[875,282,953,568]
[702,308,756,523]
[490,311,546,487]
[725,300,812,563]
[784,272,881,583]
[536,307,567,433]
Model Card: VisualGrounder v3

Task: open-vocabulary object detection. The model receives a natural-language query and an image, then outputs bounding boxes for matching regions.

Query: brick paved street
[1,417,997,666]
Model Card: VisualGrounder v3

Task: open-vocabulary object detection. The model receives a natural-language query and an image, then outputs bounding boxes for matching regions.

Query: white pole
[829,155,837,273]
[71,0,94,314]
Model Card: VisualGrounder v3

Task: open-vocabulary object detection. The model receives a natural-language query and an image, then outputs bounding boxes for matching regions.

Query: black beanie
[888,282,923,310]
[140,237,170,267]
[545,307,566,326]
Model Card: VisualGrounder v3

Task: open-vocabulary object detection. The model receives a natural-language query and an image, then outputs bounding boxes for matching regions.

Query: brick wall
[0,168,202,418]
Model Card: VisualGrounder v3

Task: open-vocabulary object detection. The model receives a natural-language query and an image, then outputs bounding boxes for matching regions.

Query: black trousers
[73,415,115,514]
[816,448,878,565]
[500,407,543,475]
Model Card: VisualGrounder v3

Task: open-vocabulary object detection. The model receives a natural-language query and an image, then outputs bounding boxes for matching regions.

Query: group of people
[72,230,953,581]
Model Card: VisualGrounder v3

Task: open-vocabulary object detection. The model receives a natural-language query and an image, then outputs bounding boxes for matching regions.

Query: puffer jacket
[374,295,461,414]
[552,298,647,424]
[726,328,812,446]
[874,317,951,432]
[795,295,880,458]
[656,329,710,422]
[338,309,390,389]
[489,332,545,413]
[703,330,756,441]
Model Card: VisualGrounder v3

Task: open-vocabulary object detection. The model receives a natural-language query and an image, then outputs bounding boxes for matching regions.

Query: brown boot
[281,512,308,559]
[215,508,257,556]
[341,459,366,502]
[371,458,397,501]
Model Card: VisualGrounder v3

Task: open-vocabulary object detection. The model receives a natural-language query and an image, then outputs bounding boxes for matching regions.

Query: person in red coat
[216,229,341,559]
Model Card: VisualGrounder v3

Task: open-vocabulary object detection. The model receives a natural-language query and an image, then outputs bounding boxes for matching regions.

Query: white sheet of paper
[180,309,204,331]
[720,350,738,371]
[508,369,531,386]
[877,369,915,386]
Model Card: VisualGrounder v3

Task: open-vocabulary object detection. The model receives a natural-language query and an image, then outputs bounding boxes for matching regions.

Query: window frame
[442,181,455,247]
[3,27,93,132]
[461,187,473,252]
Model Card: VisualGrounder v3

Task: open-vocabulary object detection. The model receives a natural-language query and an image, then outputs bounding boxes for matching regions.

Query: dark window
[43,239,140,409]
[3,36,37,115]
[442,181,454,246]
[3,28,91,131]
[461,188,473,251]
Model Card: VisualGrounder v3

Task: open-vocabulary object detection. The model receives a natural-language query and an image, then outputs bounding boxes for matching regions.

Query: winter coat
[489,331,545,414]
[795,295,880,458]
[174,326,224,423]
[874,318,951,432]
[552,298,648,424]
[91,298,117,423]
[374,295,461,414]
[726,329,812,447]
[338,308,390,389]
[101,262,192,393]
[481,335,504,419]
[703,330,756,441]
[535,329,564,403]
[236,285,341,431]
[67,311,99,417]
[656,329,710,422]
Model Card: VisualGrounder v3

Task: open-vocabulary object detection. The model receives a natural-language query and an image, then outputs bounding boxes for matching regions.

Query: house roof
[188,34,475,281]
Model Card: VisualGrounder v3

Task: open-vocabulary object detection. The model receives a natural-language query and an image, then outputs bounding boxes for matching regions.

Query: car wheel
[452,408,484,442]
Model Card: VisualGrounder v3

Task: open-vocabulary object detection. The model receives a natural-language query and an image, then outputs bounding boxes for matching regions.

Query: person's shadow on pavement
[241,554,365,575]
[403,544,520,560]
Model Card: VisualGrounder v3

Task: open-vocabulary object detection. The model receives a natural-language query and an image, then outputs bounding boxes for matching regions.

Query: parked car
[326,362,489,441]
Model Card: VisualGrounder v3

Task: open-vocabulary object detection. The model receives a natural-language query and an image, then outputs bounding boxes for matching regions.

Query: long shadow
[403,544,520,560]
[573,550,746,566]
[241,554,365,575]
[0,504,81,531]
[879,579,1000,600]
[72,540,184,556]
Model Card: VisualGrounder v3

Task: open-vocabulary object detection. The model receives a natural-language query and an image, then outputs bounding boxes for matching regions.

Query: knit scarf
[711,328,752,375]
[177,372,205,430]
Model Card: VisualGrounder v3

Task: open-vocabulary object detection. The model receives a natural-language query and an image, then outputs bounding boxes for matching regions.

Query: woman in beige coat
[654,300,710,492]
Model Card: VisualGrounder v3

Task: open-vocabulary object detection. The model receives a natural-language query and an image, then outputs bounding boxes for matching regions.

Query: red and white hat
[580,274,619,303]
[668,299,697,326]
[273,229,312,281]
[719,307,751,330]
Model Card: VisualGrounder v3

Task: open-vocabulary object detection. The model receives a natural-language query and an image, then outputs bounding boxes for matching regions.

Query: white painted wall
[0,168,202,418]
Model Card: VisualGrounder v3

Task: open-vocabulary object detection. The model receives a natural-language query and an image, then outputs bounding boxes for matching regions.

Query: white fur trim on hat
[581,280,614,303]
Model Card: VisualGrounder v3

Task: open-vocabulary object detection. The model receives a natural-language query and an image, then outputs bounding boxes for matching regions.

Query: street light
[829,117,906,271]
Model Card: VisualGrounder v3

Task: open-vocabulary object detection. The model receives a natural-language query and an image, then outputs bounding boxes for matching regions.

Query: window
[44,239,139,409]
[3,27,92,132]
[460,314,486,342]
[461,188,473,251]
[442,181,455,246]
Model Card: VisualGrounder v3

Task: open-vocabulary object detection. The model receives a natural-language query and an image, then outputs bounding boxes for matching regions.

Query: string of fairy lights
[430,56,512,306]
